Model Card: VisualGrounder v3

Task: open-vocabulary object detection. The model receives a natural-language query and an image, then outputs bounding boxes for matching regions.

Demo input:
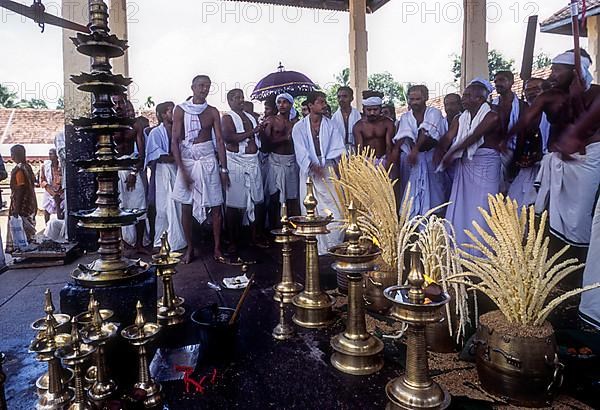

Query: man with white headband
[292,91,345,255]
[394,84,449,217]
[354,90,395,165]
[261,93,301,226]
[511,48,600,257]
[222,88,267,254]
[434,79,502,254]
[332,86,361,152]
[171,75,229,264]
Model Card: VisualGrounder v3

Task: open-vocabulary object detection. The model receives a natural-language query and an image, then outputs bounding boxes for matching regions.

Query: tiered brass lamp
[289,178,335,328]
[69,0,148,286]
[271,203,303,340]
[152,233,185,326]
[383,244,451,410]
[328,202,384,375]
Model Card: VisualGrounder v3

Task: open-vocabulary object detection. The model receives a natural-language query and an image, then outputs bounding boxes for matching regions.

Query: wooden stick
[228,273,255,326]
[570,0,583,79]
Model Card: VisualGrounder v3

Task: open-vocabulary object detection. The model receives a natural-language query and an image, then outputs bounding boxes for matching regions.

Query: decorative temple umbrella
[251,63,319,101]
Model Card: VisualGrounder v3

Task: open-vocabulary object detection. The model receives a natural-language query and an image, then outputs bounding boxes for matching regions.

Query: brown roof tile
[540,0,600,36]
[0,108,64,145]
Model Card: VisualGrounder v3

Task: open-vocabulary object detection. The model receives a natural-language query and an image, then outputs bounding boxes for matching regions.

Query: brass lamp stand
[29,291,74,409]
[271,203,303,340]
[121,301,162,408]
[80,301,118,404]
[289,178,336,328]
[152,233,185,326]
[383,245,451,410]
[328,202,384,375]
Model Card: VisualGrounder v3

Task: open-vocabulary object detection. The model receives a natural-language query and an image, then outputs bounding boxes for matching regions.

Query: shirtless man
[435,79,501,252]
[513,49,600,252]
[171,75,229,264]
[222,89,266,253]
[353,91,394,163]
[262,93,301,225]
[112,93,150,255]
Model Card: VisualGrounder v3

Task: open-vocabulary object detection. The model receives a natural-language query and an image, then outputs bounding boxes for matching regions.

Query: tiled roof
[396,66,553,116]
[540,0,600,36]
[0,109,64,146]
[223,0,390,12]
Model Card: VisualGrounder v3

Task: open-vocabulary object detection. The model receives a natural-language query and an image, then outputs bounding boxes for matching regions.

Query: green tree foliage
[56,97,64,110]
[451,49,516,83]
[16,98,48,109]
[0,84,17,108]
[533,52,552,70]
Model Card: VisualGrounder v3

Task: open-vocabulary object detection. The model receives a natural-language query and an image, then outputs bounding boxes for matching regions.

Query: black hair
[155,101,174,124]
[306,91,327,105]
[192,74,211,85]
[337,86,354,97]
[407,85,429,100]
[494,70,514,82]
[362,90,384,99]
[11,144,25,158]
[444,93,461,102]
[227,88,244,101]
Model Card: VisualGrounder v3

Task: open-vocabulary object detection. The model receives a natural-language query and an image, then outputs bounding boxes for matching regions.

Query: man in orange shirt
[5,145,37,253]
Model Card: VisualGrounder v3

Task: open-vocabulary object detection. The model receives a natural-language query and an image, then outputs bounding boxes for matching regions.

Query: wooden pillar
[588,15,600,84]
[108,0,129,78]
[62,0,97,248]
[461,0,488,90]
[349,0,368,109]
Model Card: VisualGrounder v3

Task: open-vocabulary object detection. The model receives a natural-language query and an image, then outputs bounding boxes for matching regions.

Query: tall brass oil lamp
[152,233,185,326]
[121,301,162,408]
[30,290,73,396]
[80,301,118,403]
[69,0,148,286]
[289,178,335,328]
[271,203,303,340]
[55,318,96,410]
[29,291,74,409]
[383,244,451,410]
[328,202,384,375]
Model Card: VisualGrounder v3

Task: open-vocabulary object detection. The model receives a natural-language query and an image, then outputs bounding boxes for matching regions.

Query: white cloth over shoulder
[225,110,259,152]
[118,170,150,247]
[534,141,600,247]
[332,107,361,148]
[394,107,446,153]
[154,162,186,251]
[292,116,345,254]
[579,199,600,328]
[437,103,492,171]
[178,100,216,149]
[145,123,170,167]
[492,93,520,150]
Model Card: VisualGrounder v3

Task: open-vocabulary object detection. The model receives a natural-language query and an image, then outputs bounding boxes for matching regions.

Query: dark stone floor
[1,233,598,409]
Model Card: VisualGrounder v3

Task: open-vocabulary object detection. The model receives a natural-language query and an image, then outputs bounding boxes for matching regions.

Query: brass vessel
[29,290,74,409]
[80,300,118,403]
[289,178,335,328]
[152,233,185,326]
[121,301,162,408]
[69,0,148,286]
[271,203,303,340]
[328,202,384,375]
[383,245,451,410]
[55,318,96,410]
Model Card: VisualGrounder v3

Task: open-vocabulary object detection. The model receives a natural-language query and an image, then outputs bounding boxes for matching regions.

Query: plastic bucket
[191,305,238,361]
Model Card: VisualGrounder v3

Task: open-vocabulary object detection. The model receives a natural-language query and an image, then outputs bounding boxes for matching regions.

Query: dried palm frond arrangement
[448,194,600,327]
[414,215,470,342]
[329,148,471,341]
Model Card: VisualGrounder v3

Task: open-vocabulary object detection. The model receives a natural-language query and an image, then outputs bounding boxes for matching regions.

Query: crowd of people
[112,48,599,276]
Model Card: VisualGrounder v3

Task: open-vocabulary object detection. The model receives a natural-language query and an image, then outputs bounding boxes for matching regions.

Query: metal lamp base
[330,333,384,375]
[134,381,162,408]
[157,305,185,326]
[292,293,335,328]
[272,321,295,340]
[37,388,74,410]
[385,377,451,410]
[88,379,117,403]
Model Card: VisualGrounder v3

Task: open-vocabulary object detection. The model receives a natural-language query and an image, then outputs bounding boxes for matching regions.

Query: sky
[0,0,587,111]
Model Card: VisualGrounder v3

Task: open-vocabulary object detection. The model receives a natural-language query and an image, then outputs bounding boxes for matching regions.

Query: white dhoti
[118,170,150,247]
[267,153,300,203]
[226,151,264,225]
[42,192,58,215]
[299,163,344,255]
[44,216,68,243]
[404,151,450,217]
[500,148,515,193]
[172,141,223,224]
[154,162,187,251]
[579,199,600,328]
[534,142,600,247]
[446,148,501,253]
[398,151,411,201]
[507,165,539,208]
